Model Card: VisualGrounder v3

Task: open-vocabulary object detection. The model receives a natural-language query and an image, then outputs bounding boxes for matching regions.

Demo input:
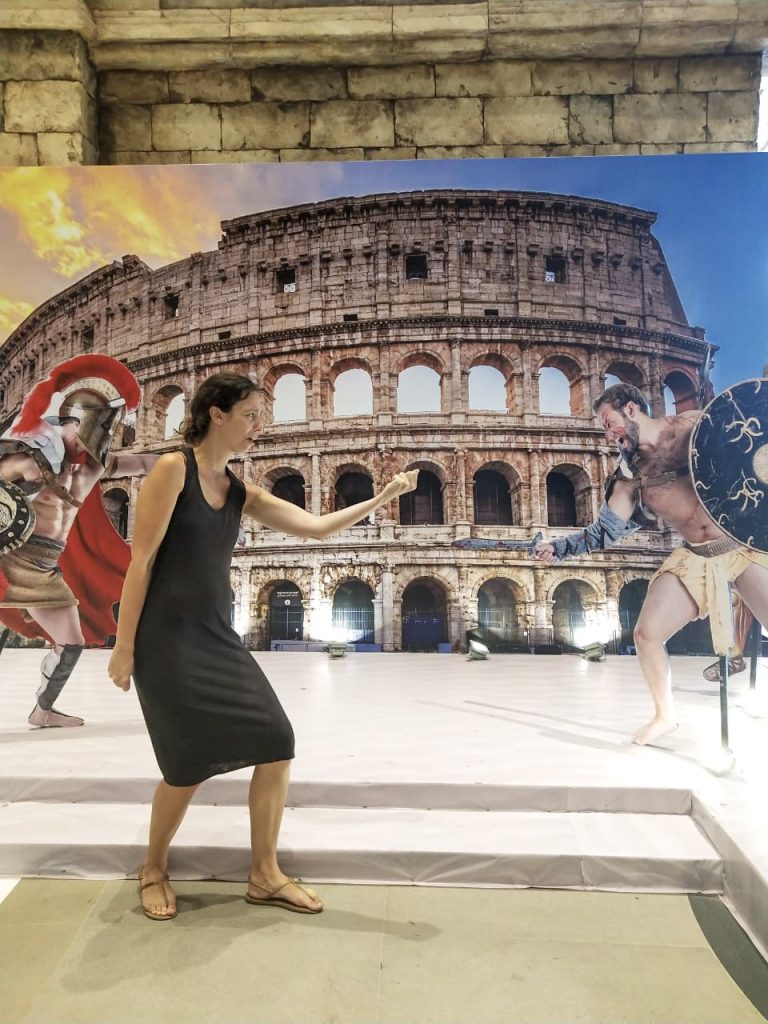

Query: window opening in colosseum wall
[477,579,522,646]
[272,474,305,509]
[103,488,129,540]
[272,373,306,422]
[163,293,180,319]
[268,582,304,643]
[333,368,373,417]
[544,256,566,284]
[164,393,185,440]
[546,472,578,527]
[664,370,698,414]
[469,365,507,413]
[473,470,513,526]
[81,327,94,348]
[400,470,444,526]
[604,361,645,392]
[332,580,374,644]
[604,373,622,390]
[402,579,447,652]
[335,472,374,516]
[538,366,571,415]
[397,365,441,413]
[276,267,297,293]
[405,254,428,281]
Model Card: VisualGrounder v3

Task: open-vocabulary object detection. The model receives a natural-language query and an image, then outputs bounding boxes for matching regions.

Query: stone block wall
[0,31,98,165]
[0,0,766,166]
[97,54,762,164]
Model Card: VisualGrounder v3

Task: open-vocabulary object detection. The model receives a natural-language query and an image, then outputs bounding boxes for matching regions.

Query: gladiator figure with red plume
[0,354,158,727]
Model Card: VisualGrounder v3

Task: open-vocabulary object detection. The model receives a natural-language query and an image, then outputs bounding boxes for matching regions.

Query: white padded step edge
[0,776,695,814]
[0,802,723,894]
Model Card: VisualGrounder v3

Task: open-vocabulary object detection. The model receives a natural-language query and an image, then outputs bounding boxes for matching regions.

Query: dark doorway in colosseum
[473,470,513,525]
[619,579,649,652]
[276,266,296,293]
[544,255,566,284]
[163,292,180,319]
[405,253,428,280]
[335,472,374,512]
[400,470,444,525]
[332,580,374,644]
[272,474,305,509]
[103,488,129,539]
[546,472,578,526]
[402,579,447,652]
[268,582,304,643]
[477,579,521,648]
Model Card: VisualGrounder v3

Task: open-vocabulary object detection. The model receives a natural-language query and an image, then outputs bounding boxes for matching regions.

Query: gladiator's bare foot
[632,715,678,746]
[138,866,177,921]
[246,873,323,914]
[28,704,84,728]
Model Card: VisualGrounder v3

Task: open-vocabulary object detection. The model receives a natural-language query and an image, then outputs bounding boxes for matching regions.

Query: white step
[0,802,723,894]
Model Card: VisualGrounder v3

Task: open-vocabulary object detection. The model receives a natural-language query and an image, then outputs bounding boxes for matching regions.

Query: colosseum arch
[400,458,446,525]
[146,381,186,443]
[537,354,588,417]
[249,576,309,650]
[474,576,528,646]
[330,356,374,417]
[473,461,522,525]
[396,351,446,414]
[331,578,375,644]
[399,575,452,652]
[333,461,375,514]
[550,577,603,648]
[467,352,515,413]
[663,368,699,414]
[263,362,308,423]
[102,487,129,539]
[546,462,593,527]
[602,360,646,392]
[261,466,307,509]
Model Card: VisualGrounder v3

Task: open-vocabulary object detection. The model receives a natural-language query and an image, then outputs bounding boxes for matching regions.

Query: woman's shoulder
[147,450,188,492]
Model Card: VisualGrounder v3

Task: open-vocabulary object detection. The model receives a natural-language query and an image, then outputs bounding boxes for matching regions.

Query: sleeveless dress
[133,448,294,787]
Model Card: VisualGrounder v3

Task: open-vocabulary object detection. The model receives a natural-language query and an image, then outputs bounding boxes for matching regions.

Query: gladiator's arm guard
[549,503,640,562]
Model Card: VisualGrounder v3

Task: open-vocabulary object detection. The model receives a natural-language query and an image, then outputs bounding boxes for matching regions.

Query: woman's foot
[138,867,177,921]
[246,874,323,914]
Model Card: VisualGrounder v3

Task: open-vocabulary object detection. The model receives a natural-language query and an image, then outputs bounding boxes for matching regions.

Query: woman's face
[213,392,261,453]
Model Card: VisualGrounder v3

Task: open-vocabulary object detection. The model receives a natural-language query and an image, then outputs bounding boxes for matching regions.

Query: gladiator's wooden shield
[0,480,37,556]
[690,378,768,553]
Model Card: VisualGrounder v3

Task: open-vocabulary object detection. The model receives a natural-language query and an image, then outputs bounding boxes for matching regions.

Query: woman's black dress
[133,448,294,786]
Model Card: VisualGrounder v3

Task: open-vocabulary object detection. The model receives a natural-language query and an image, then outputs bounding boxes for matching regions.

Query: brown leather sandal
[138,872,177,921]
[702,656,746,682]
[245,877,323,915]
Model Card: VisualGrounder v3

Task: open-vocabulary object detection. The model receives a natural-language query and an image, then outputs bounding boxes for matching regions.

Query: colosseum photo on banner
[0,154,765,653]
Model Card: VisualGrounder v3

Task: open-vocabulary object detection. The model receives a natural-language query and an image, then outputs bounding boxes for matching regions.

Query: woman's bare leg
[247,760,322,911]
[632,573,699,745]
[139,780,198,916]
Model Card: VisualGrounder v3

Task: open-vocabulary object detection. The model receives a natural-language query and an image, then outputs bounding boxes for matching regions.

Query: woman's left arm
[243,470,418,540]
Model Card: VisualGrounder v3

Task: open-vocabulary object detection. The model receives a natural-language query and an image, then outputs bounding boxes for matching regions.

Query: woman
[108,373,417,920]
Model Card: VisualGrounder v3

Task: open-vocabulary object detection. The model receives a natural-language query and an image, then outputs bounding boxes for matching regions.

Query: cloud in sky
[0,162,349,344]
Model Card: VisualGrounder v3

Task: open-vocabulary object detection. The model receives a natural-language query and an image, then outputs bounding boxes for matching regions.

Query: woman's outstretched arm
[243,470,418,540]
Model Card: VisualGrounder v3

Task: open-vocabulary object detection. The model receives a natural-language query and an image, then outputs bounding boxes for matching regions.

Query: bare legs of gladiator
[633,565,768,746]
[25,604,85,728]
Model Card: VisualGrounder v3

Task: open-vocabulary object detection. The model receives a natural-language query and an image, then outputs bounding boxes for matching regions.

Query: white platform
[0,650,766,957]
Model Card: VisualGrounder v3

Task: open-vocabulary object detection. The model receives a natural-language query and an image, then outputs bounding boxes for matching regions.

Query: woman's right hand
[108,645,134,692]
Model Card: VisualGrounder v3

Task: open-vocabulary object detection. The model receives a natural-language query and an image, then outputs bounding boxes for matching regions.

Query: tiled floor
[1,879,766,1024]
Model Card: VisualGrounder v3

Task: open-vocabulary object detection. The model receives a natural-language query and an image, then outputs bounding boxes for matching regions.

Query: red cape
[0,488,130,646]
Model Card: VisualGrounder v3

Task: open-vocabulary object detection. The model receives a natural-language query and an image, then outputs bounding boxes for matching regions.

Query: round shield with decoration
[690,378,768,553]
[0,480,37,556]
